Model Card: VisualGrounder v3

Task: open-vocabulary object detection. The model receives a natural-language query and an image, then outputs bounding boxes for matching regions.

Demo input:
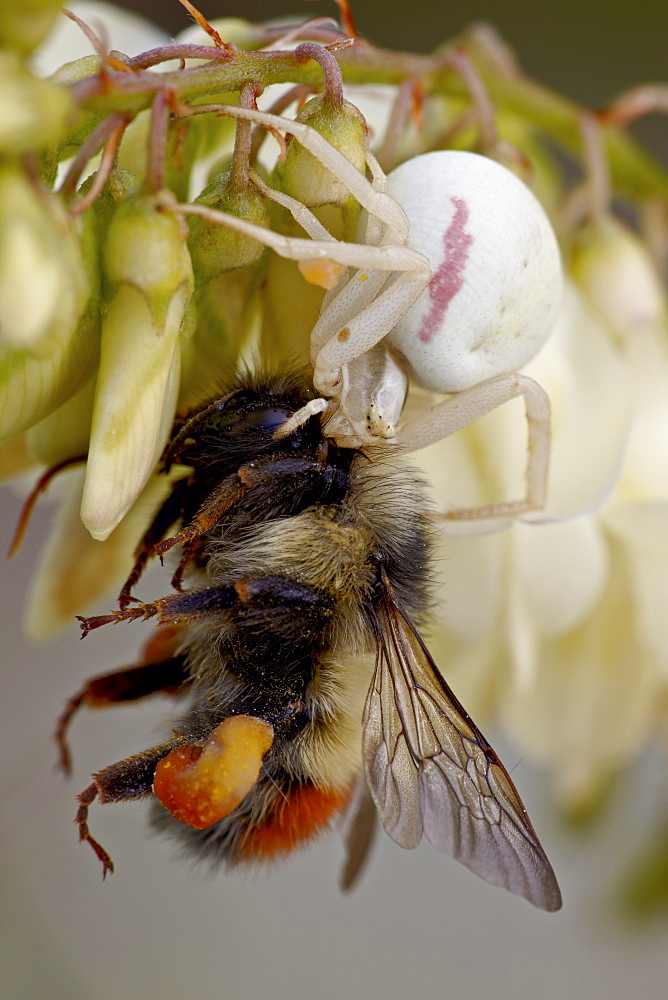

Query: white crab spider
[175,105,563,521]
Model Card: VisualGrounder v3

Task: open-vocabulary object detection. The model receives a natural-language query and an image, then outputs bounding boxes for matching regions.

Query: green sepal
[103,189,194,333]
[188,170,270,282]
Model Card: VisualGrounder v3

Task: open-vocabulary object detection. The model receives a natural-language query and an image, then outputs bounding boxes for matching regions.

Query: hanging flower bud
[26,374,96,467]
[0,170,100,443]
[188,170,269,281]
[81,190,194,539]
[103,190,194,333]
[179,171,269,408]
[0,166,89,353]
[0,0,64,57]
[569,215,667,343]
[276,92,367,239]
[81,284,184,540]
[0,51,72,156]
[0,317,97,443]
[262,88,369,367]
[118,111,211,204]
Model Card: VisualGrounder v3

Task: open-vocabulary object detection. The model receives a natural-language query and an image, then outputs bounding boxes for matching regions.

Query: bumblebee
[61,372,561,911]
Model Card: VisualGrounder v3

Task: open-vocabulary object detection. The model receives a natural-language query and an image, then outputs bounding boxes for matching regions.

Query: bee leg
[234,574,330,610]
[78,584,239,634]
[76,782,114,877]
[118,476,191,608]
[155,476,249,560]
[55,653,189,775]
[76,743,174,876]
[233,575,334,645]
[169,535,205,592]
[156,456,332,570]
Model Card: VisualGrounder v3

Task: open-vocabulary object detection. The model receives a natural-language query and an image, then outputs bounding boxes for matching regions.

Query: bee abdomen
[238,782,351,860]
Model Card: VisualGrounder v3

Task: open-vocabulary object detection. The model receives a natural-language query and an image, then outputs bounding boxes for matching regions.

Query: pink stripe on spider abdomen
[418,196,473,344]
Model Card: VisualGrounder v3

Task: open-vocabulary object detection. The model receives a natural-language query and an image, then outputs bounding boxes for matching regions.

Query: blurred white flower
[420,262,668,812]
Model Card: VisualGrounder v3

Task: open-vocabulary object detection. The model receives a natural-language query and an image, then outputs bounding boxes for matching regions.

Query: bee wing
[338,776,378,892]
[363,583,562,911]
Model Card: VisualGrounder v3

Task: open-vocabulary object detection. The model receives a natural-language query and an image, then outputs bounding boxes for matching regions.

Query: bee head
[165,375,325,474]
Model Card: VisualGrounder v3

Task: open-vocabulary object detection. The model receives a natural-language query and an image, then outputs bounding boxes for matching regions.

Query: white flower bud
[0,168,88,353]
[81,283,184,540]
[0,51,71,155]
[570,215,667,343]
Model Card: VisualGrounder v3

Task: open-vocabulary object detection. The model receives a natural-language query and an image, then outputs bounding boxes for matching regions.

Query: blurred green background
[125,0,666,157]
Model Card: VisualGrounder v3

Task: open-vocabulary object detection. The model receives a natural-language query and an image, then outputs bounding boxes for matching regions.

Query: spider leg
[398,372,551,520]
[211,104,410,235]
[312,267,429,394]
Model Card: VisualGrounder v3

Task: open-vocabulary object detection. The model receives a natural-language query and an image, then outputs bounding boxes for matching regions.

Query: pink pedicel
[418,196,473,344]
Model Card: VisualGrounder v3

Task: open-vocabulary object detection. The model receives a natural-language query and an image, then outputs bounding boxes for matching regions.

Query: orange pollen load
[152,715,274,830]
[240,784,351,860]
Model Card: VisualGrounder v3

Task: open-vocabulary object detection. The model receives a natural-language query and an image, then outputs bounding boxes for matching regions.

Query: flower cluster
[1,1,667,910]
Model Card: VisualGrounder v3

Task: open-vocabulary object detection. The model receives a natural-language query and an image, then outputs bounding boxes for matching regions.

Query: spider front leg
[311,264,432,445]
[168,103,430,442]
[398,372,551,521]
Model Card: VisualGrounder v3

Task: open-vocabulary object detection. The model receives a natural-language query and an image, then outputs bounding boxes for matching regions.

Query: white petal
[500,549,661,778]
[412,408,519,536]
[601,502,668,679]
[505,570,541,690]
[616,324,668,501]
[343,85,396,150]
[431,528,504,643]
[423,625,503,722]
[25,467,177,639]
[513,518,609,638]
[523,280,632,519]
[572,216,667,343]
[410,281,633,532]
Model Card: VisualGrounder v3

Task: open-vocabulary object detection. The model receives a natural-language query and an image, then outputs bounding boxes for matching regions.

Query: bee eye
[221,406,294,436]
